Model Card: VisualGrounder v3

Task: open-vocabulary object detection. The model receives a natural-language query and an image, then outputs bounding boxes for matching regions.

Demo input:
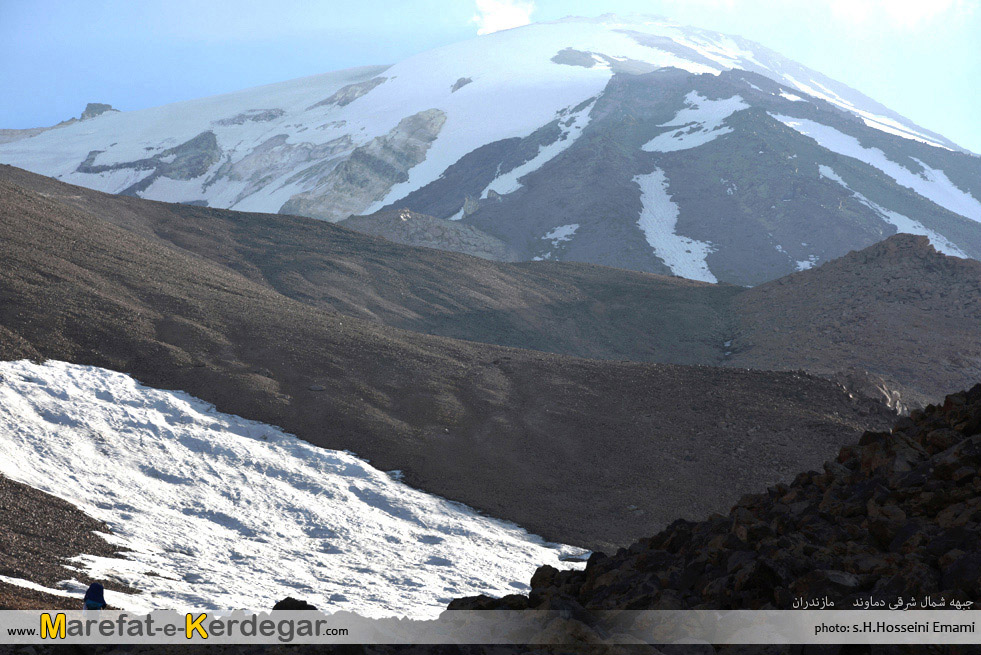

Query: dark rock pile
[273,597,319,611]
[453,383,981,612]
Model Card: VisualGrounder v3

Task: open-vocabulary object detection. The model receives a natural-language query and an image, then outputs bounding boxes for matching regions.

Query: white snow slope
[0,360,586,616]
[0,14,960,220]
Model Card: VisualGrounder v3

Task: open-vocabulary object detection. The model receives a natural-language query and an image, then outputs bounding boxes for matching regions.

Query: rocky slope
[0,164,740,370]
[0,475,133,610]
[416,68,981,286]
[733,234,981,408]
[340,208,519,261]
[3,166,976,406]
[0,168,891,552]
[2,16,979,284]
[452,383,981,627]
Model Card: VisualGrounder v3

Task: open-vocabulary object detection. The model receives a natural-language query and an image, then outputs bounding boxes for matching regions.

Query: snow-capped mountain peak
[2,15,978,285]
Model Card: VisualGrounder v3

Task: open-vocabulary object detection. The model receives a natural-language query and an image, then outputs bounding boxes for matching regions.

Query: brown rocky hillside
[0,170,890,551]
[733,234,981,408]
[2,165,977,407]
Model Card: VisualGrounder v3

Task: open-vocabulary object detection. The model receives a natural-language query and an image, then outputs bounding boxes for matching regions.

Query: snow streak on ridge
[481,100,596,199]
[773,115,981,224]
[642,92,749,153]
[817,165,967,258]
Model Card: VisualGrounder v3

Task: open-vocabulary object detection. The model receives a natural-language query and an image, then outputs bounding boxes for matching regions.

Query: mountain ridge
[732,233,981,408]
[3,165,977,407]
[3,16,979,285]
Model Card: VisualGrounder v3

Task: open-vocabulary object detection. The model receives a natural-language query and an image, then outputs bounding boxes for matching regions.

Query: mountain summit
[2,15,979,284]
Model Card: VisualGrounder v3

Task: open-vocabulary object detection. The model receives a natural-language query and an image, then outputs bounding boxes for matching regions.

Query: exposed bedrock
[280,109,447,221]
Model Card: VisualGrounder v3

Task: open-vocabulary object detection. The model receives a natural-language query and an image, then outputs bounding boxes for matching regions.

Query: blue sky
[2,0,979,152]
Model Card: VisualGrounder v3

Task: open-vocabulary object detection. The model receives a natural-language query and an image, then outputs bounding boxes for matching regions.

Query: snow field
[0,360,586,617]
[642,92,749,153]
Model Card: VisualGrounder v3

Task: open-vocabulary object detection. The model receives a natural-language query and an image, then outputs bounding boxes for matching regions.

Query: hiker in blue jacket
[83,583,107,610]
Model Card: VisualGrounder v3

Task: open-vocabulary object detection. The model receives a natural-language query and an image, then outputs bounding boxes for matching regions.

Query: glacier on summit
[0,14,961,217]
[1,14,978,284]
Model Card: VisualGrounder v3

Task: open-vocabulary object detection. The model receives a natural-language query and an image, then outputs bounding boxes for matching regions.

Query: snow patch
[543,223,580,246]
[0,575,74,599]
[0,360,586,618]
[795,256,819,271]
[634,169,717,282]
[642,92,748,153]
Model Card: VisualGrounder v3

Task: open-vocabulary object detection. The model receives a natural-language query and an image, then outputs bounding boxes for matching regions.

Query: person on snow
[83,582,108,610]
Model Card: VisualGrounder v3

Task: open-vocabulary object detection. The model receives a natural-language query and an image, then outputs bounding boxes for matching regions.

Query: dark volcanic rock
[451,77,473,92]
[461,384,981,613]
[273,597,318,610]
[79,103,118,120]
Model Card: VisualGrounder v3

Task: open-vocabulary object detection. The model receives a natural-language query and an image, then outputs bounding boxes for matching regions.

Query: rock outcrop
[308,76,388,109]
[76,130,221,196]
[214,108,286,126]
[280,109,447,221]
[79,102,118,120]
[211,133,353,206]
[0,103,118,147]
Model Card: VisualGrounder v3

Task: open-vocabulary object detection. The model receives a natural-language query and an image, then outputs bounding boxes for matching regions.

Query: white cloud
[660,0,974,29]
[827,0,974,28]
[471,0,536,35]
